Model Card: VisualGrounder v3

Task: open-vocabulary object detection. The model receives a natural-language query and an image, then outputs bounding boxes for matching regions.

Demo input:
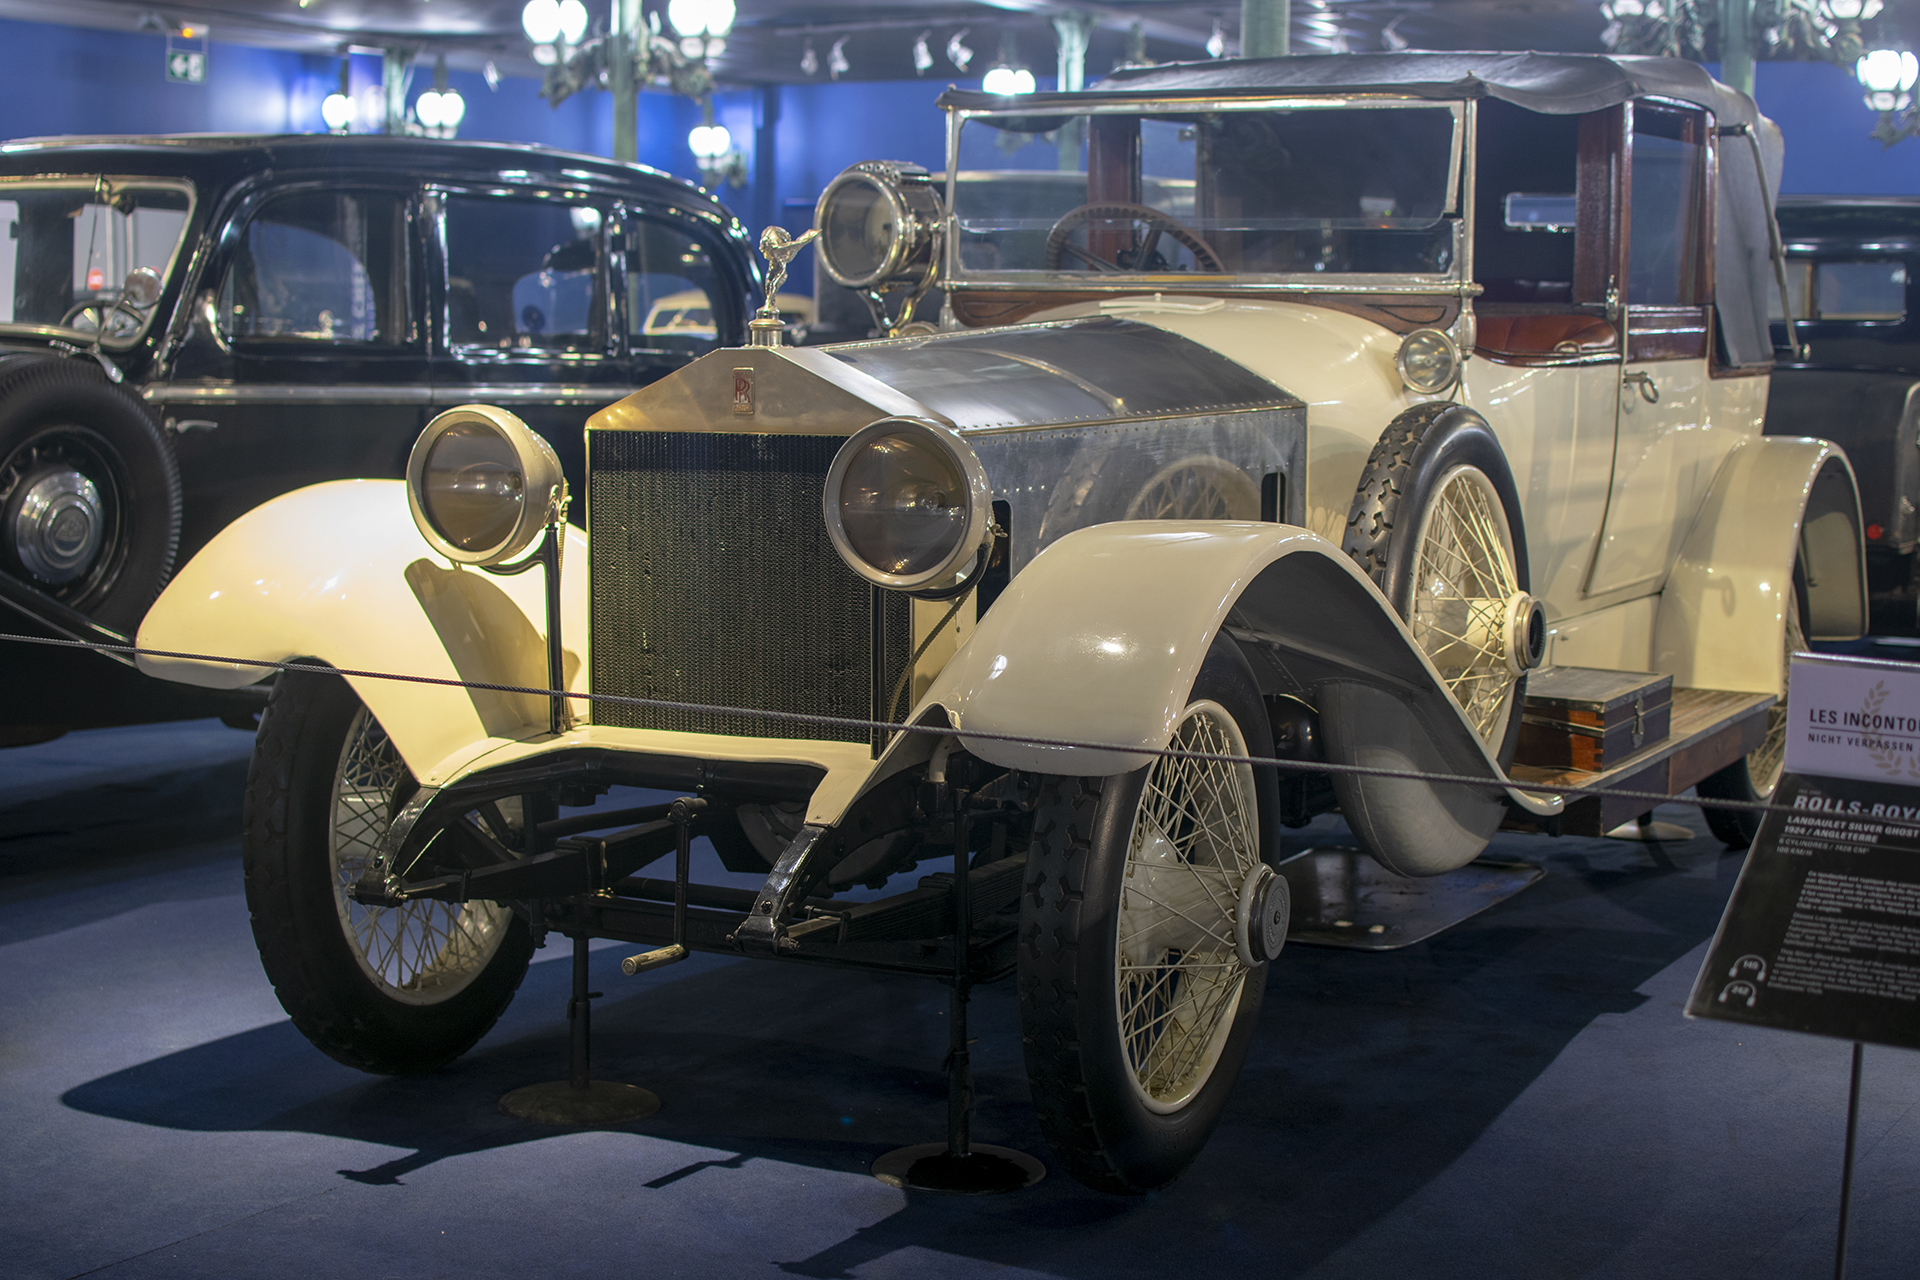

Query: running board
[1276,846,1544,951]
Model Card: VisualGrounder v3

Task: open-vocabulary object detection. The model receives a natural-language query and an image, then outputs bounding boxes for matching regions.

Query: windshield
[951,102,1460,280]
[0,179,193,344]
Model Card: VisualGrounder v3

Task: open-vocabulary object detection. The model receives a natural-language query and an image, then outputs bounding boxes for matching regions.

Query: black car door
[156,182,432,562]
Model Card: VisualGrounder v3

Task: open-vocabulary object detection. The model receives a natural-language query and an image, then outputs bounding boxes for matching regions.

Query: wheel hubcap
[11,467,104,584]
[1115,699,1261,1113]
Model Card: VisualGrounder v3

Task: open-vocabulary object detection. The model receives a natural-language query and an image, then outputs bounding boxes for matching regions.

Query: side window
[445,196,604,351]
[220,191,407,344]
[1471,100,1581,304]
[1627,108,1705,307]
[626,216,727,358]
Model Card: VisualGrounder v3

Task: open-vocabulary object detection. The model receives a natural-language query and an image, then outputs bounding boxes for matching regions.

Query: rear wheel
[1698,582,1806,848]
[1019,638,1282,1193]
[243,669,532,1074]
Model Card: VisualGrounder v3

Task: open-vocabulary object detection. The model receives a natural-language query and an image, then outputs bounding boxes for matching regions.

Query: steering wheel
[60,300,141,340]
[1043,201,1225,274]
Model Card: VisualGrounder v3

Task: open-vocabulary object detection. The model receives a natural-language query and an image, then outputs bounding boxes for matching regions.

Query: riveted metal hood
[587,316,1301,437]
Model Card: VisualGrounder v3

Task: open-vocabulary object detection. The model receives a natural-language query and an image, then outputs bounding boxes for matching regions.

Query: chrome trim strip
[145,384,435,404]
[144,383,634,406]
[433,385,634,405]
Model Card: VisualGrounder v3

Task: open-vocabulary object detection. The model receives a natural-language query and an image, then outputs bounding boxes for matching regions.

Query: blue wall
[0,12,1911,243]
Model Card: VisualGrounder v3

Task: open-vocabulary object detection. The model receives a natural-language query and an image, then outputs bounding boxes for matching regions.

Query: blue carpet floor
[2,719,1916,1279]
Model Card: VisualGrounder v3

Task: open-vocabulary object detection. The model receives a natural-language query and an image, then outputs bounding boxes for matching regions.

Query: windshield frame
[0,174,198,349]
[942,94,1469,293]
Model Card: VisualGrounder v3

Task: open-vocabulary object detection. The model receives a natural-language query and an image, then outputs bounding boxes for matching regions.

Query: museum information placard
[1688,655,1920,1050]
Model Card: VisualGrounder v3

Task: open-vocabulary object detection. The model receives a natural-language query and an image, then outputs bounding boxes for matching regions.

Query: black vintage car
[0,135,758,744]
[1766,196,1920,630]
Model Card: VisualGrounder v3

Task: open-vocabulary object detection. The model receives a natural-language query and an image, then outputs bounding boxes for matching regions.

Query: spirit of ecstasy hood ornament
[749,225,819,346]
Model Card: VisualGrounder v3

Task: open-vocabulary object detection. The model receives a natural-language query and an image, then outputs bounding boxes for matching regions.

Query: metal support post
[610,0,638,164]
[872,801,1044,1193]
[1835,1041,1864,1280]
[1721,0,1754,99]
[1241,0,1290,58]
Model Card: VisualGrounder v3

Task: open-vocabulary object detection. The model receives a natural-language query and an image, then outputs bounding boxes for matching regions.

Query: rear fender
[135,480,586,785]
[1654,438,1866,695]
[913,520,1560,876]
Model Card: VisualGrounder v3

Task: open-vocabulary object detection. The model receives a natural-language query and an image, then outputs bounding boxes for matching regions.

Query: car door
[1585,101,1716,596]
[157,183,431,561]
[427,187,628,519]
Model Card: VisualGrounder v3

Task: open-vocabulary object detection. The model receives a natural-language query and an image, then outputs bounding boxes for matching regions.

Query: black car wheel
[1018,637,1283,1193]
[244,669,534,1074]
[0,357,181,632]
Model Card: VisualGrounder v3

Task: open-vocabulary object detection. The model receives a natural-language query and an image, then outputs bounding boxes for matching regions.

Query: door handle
[165,417,219,435]
[1623,371,1659,404]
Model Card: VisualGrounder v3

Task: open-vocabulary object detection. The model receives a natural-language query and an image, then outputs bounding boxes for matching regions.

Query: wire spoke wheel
[1748,586,1805,799]
[1018,638,1277,1193]
[1115,699,1260,1112]
[1406,463,1522,745]
[330,706,510,1005]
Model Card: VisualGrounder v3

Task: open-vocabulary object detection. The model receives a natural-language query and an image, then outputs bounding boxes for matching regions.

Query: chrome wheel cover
[330,706,509,1005]
[11,467,104,584]
[1407,464,1524,745]
[1115,699,1261,1114]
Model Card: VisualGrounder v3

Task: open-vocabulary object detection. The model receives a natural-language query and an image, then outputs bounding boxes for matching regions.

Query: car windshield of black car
[0,177,193,344]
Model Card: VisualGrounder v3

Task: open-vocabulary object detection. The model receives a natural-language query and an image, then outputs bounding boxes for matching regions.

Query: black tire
[1342,401,1532,764]
[243,668,533,1074]
[0,356,181,632]
[1697,575,1808,848]
[1018,637,1280,1193]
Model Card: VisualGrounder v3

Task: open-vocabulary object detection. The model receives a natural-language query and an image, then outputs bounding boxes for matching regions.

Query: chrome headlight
[1396,328,1461,395]
[814,161,943,292]
[406,405,566,566]
[823,417,991,591]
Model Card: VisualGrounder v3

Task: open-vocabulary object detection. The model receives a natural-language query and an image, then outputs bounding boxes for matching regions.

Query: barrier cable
[1,628,1791,819]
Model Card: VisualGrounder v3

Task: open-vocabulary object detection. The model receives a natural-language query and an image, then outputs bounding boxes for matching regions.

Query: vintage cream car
[136,52,1866,1195]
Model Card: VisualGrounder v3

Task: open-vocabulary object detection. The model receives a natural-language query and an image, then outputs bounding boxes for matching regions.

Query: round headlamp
[1396,328,1461,395]
[814,161,942,292]
[406,405,566,566]
[823,417,991,591]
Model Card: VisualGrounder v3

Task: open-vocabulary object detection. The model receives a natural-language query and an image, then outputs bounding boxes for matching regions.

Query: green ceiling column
[382,47,417,134]
[1242,0,1290,58]
[1722,0,1754,96]
[1054,13,1093,171]
[610,0,639,164]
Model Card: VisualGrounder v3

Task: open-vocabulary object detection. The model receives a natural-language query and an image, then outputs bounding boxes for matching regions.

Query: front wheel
[243,669,533,1074]
[1018,638,1281,1193]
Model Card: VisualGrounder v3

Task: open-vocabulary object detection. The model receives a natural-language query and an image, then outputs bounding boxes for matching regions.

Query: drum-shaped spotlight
[1396,328,1462,395]
[407,405,566,566]
[824,417,991,591]
[813,161,943,292]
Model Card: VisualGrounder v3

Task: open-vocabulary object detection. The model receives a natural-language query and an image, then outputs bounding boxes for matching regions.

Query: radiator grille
[588,430,911,748]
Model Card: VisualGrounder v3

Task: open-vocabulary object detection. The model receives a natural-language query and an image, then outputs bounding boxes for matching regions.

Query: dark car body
[0,134,757,741]
[1766,196,1920,625]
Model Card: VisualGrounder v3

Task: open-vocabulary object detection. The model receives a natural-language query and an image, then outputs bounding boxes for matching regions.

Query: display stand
[499,930,662,1125]
[872,803,1044,1194]
[1687,654,1920,1278]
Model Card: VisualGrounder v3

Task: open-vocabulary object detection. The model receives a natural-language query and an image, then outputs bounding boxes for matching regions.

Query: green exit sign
[166,50,206,83]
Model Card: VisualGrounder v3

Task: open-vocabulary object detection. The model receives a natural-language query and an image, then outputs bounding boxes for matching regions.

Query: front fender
[914,520,1559,877]
[136,480,587,785]
[1653,437,1866,695]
